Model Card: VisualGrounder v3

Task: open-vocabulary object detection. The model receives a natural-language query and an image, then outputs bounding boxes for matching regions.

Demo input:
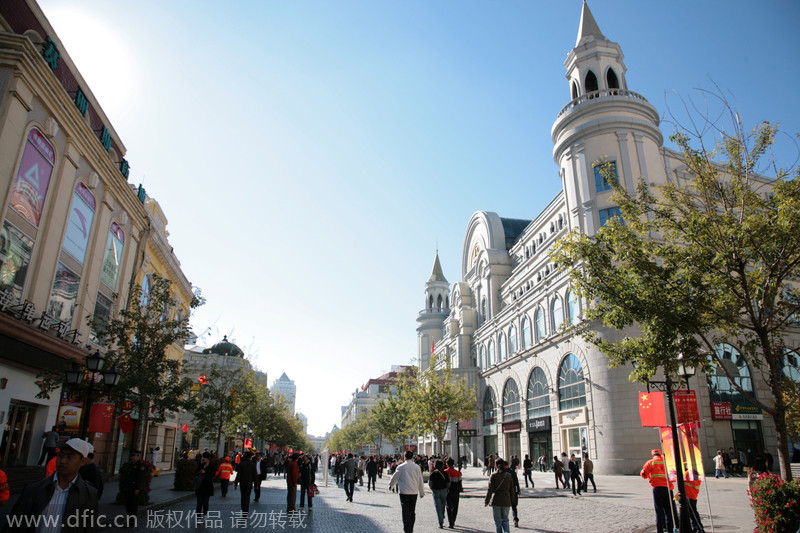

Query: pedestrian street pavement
[105,466,756,533]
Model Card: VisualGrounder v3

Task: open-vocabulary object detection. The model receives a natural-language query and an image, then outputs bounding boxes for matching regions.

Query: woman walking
[299,455,316,511]
[552,455,565,489]
[194,452,217,523]
[428,459,450,528]
[485,459,516,533]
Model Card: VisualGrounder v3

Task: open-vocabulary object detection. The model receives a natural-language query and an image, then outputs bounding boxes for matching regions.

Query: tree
[190,359,251,453]
[101,274,201,453]
[554,97,800,480]
[402,353,478,455]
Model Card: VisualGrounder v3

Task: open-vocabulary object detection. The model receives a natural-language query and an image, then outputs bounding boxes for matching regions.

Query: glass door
[1,401,36,467]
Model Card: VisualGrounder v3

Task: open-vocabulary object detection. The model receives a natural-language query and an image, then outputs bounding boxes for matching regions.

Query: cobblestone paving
[108,467,753,533]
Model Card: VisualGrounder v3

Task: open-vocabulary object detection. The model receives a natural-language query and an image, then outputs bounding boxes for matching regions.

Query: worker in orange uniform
[683,465,705,533]
[45,448,59,477]
[641,449,675,533]
[217,456,235,497]
[0,456,9,506]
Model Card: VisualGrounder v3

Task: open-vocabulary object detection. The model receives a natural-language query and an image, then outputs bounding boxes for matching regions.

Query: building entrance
[528,431,552,469]
[505,432,521,461]
[1,400,37,467]
[731,420,764,467]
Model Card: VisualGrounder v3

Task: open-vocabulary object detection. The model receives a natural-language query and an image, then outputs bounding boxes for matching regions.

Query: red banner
[244,438,253,449]
[674,390,701,427]
[88,403,115,433]
[117,412,135,434]
[639,392,667,427]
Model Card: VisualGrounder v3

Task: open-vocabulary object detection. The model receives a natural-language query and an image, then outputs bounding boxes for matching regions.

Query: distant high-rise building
[270,372,296,413]
[296,412,308,433]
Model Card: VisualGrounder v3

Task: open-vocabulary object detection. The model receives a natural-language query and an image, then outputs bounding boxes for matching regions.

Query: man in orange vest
[684,465,705,533]
[641,449,675,533]
[217,456,235,497]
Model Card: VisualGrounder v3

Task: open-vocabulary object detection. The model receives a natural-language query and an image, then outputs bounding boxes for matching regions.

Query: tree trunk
[137,399,151,455]
[770,375,793,481]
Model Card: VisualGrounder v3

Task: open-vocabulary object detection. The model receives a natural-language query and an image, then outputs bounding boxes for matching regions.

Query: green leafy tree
[191,360,252,453]
[101,274,201,453]
[403,353,477,455]
[554,100,800,480]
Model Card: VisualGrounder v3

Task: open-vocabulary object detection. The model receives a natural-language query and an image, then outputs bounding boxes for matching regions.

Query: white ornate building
[417,2,797,475]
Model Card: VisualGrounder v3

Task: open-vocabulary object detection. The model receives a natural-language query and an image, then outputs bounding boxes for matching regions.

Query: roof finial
[576,0,606,47]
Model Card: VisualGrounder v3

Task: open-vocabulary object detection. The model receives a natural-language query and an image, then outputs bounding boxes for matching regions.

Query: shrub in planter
[115,460,154,504]
[174,458,198,491]
[749,472,800,533]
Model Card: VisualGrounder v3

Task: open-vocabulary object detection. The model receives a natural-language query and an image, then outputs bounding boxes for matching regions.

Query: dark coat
[3,473,99,533]
[79,463,104,499]
[195,462,216,497]
[121,459,147,493]
[236,459,258,488]
[485,469,515,507]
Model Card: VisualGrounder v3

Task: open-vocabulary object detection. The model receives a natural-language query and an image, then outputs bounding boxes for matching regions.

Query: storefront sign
[711,402,732,420]
[502,420,522,433]
[458,429,478,438]
[404,444,418,451]
[57,401,82,432]
[674,390,701,427]
[732,401,763,420]
[526,416,551,432]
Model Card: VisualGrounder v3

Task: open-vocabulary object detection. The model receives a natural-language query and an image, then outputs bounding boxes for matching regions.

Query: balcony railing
[419,308,450,315]
[556,89,649,118]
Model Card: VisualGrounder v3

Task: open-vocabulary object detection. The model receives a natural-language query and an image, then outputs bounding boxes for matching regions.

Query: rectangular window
[599,207,622,227]
[0,222,34,303]
[594,161,617,192]
[89,292,113,345]
[48,262,80,325]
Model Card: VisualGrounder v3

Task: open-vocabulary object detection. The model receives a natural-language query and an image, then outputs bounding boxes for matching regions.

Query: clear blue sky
[38,0,800,437]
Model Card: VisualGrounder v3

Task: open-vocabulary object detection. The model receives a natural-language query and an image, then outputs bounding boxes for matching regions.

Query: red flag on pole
[181,424,188,432]
[88,403,115,433]
[117,412,135,434]
[638,392,667,427]
[198,374,208,385]
[431,340,435,355]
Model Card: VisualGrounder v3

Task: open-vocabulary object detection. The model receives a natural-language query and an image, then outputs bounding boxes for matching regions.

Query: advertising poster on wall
[8,129,55,227]
[62,183,96,264]
[100,223,124,289]
[57,401,82,433]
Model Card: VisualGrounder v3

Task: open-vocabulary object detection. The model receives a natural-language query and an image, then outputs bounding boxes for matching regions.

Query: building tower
[552,0,665,237]
[416,253,450,371]
[270,372,297,414]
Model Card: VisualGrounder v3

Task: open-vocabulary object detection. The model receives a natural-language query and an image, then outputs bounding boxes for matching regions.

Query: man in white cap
[5,438,99,532]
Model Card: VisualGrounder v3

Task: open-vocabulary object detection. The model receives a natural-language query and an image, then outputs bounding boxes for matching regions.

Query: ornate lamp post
[65,350,120,440]
[644,355,696,533]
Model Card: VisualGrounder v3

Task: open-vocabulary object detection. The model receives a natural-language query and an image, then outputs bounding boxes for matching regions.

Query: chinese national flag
[431,340,435,355]
[244,438,252,449]
[270,443,276,451]
[639,392,667,427]
[88,403,115,433]
[181,423,188,432]
[198,374,208,385]
[117,412,135,434]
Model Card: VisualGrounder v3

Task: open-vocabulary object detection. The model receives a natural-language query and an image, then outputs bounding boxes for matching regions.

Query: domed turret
[201,335,244,358]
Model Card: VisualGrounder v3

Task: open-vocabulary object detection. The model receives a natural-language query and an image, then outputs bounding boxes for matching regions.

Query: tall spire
[428,253,447,283]
[576,0,606,47]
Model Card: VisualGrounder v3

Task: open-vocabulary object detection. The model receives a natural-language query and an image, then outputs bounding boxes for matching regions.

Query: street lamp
[644,354,696,533]
[65,350,120,440]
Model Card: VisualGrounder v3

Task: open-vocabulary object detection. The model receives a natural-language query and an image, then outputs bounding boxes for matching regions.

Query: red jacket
[641,457,674,490]
[684,472,701,500]
[217,462,234,481]
[287,459,300,485]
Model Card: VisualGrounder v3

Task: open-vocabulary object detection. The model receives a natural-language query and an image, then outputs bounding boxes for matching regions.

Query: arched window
[571,81,579,99]
[606,68,620,89]
[534,306,546,341]
[428,295,434,310]
[481,297,487,324]
[437,295,443,311]
[480,345,486,370]
[487,340,495,367]
[707,343,752,403]
[498,332,507,362]
[567,290,579,324]
[522,317,532,349]
[559,353,587,410]
[780,349,800,382]
[552,296,564,332]
[508,326,517,355]
[503,380,521,421]
[482,388,497,428]
[585,71,598,93]
[527,367,551,419]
